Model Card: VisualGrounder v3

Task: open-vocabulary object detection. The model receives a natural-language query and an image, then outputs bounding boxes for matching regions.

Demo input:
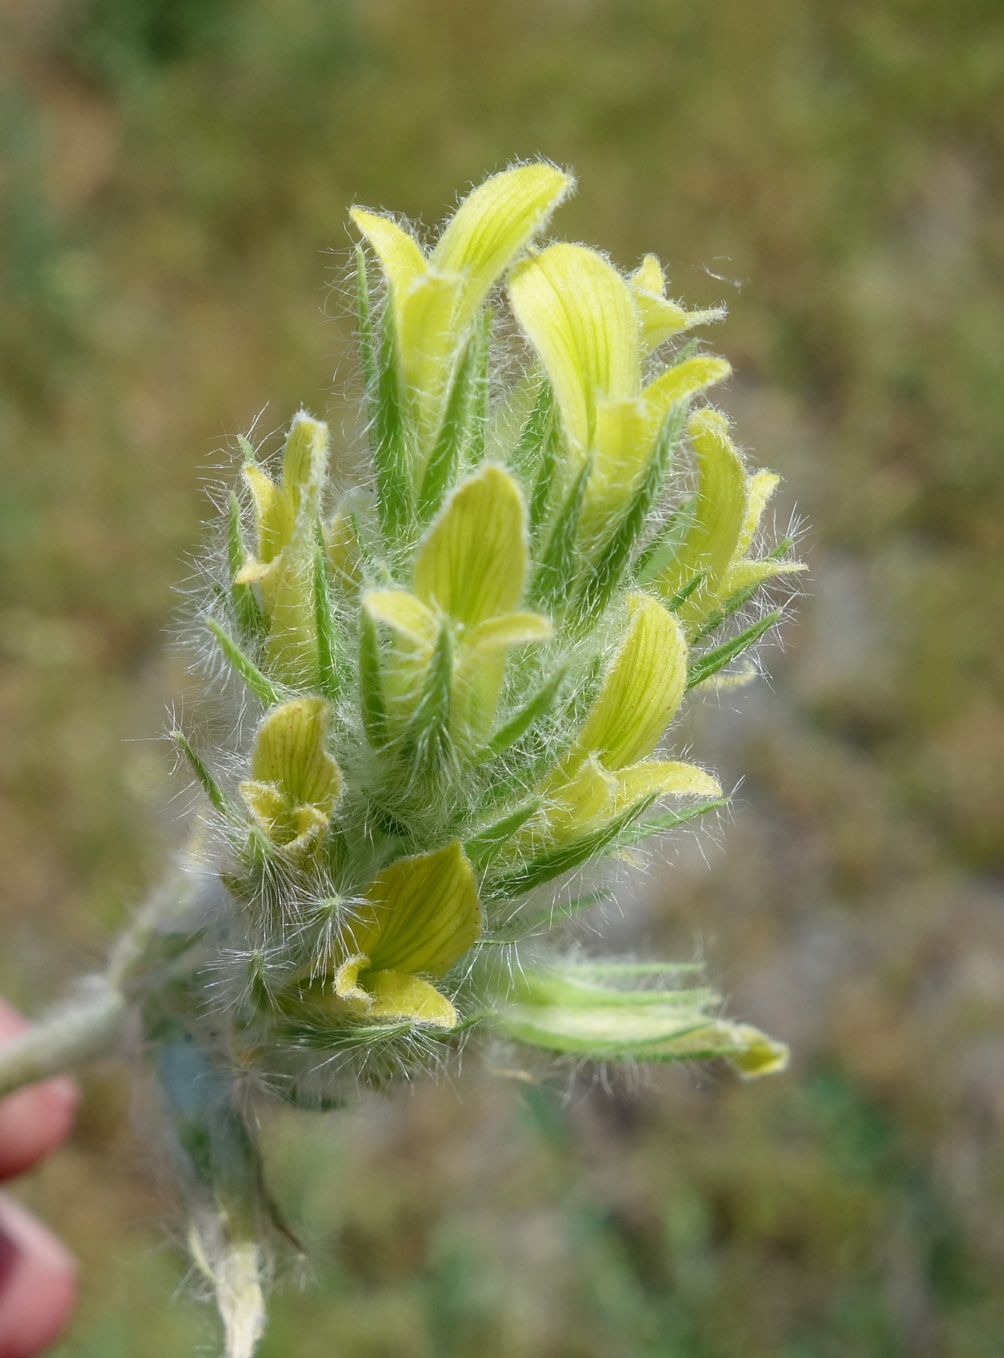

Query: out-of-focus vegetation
[1,0,1002,1353]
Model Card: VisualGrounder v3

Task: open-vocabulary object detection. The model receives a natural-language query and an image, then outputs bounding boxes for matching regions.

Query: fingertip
[0,1194,78,1358]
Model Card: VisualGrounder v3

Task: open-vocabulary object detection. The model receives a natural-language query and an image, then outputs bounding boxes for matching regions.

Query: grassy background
[1,1,1003,1353]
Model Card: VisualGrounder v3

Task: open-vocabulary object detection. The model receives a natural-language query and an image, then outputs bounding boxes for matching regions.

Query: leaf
[615,796,729,847]
[507,380,553,484]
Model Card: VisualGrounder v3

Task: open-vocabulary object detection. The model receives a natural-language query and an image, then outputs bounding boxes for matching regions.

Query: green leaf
[358,605,388,749]
[692,536,797,642]
[572,407,682,627]
[206,620,281,708]
[664,570,707,613]
[313,527,341,701]
[484,793,658,901]
[686,609,781,690]
[372,296,412,540]
[529,458,591,609]
[465,798,541,869]
[474,666,567,764]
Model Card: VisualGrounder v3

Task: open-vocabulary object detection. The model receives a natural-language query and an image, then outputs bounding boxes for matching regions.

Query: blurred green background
[2,1,1003,1354]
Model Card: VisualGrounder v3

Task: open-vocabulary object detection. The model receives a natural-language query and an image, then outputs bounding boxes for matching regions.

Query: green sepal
[663,569,707,614]
[358,605,388,749]
[528,407,560,541]
[507,381,553,485]
[633,495,696,584]
[686,609,781,690]
[206,620,282,708]
[529,458,591,609]
[616,795,729,847]
[226,492,266,638]
[171,729,241,824]
[572,408,682,628]
[417,330,480,525]
[312,526,342,701]
[355,244,376,392]
[474,666,567,764]
[464,305,491,466]
[692,537,797,642]
[372,295,412,540]
[484,792,658,901]
[464,798,541,870]
[400,621,454,776]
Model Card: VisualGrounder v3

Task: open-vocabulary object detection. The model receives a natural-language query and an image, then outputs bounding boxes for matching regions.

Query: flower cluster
[173,163,803,1104]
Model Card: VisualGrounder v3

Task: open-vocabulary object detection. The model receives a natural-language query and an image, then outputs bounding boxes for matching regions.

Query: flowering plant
[0,163,804,1356]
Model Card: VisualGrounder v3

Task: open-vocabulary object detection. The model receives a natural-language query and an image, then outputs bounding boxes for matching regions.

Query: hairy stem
[0,980,128,1100]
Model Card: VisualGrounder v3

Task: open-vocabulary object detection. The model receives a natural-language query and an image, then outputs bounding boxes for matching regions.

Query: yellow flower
[653,408,806,634]
[239,698,342,854]
[508,243,730,538]
[332,840,481,1029]
[236,412,330,682]
[522,593,720,851]
[364,464,551,740]
[352,163,571,460]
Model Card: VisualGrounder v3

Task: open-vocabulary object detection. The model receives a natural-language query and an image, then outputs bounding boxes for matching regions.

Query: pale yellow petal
[610,760,722,810]
[575,593,689,769]
[642,356,732,434]
[348,840,481,976]
[655,409,748,624]
[465,611,552,652]
[508,243,640,457]
[280,411,330,521]
[543,755,615,842]
[396,270,463,438]
[720,557,807,597]
[363,969,459,1028]
[249,698,341,810]
[431,163,571,319]
[243,463,293,565]
[736,469,780,558]
[363,588,438,649]
[349,208,426,298]
[414,465,529,624]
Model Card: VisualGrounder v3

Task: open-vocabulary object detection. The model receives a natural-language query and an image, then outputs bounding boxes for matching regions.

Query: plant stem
[0,979,128,1100]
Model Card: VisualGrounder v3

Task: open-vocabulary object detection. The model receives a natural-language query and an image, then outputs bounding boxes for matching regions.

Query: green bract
[176,162,804,1088]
